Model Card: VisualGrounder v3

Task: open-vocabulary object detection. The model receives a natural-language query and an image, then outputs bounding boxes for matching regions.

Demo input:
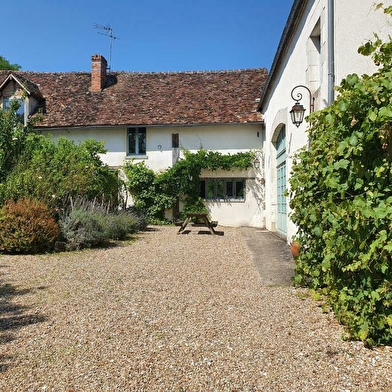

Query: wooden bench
[177,212,217,235]
[192,221,218,227]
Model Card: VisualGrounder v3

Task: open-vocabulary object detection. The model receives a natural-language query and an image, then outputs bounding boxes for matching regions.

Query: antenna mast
[93,23,119,71]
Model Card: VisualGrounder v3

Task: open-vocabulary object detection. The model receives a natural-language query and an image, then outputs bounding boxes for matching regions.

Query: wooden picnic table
[177,212,217,235]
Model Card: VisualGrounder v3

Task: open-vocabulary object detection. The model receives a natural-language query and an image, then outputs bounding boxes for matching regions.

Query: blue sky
[2,0,293,73]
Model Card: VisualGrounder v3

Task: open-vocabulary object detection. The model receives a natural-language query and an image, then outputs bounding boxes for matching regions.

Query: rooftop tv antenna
[93,23,119,71]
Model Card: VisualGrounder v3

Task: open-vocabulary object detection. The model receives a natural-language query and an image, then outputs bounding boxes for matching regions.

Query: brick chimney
[91,54,107,92]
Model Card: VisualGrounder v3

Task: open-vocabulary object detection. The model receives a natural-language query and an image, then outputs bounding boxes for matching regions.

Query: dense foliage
[0,198,60,253]
[0,135,121,210]
[0,103,142,253]
[0,55,21,70]
[289,6,392,345]
[58,200,144,250]
[0,100,35,183]
[124,149,255,221]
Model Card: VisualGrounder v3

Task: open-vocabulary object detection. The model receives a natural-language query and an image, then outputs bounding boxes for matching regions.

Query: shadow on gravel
[143,226,160,232]
[180,230,225,236]
[0,269,47,372]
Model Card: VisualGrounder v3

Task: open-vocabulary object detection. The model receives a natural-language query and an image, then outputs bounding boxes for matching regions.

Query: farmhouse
[3,0,391,239]
[0,56,268,227]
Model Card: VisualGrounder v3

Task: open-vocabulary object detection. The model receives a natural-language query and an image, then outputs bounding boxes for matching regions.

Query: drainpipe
[327,0,335,105]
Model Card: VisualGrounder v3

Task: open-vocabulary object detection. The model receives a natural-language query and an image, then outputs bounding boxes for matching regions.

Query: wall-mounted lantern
[253,157,261,170]
[290,85,315,127]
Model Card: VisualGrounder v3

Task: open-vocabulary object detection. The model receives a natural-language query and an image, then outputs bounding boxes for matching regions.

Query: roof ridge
[1,68,267,76]
[1,70,91,75]
[111,68,267,75]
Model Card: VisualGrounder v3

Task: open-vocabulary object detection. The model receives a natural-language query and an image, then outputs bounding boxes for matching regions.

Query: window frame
[172,133,179,148]
[2,97,25,123]
[127,127,147,156]
[2,97,10,110]
[200,178,246,201]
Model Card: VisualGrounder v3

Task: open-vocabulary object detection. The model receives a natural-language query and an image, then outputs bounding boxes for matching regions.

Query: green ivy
[289,4,392,345]
[124,149,255,221]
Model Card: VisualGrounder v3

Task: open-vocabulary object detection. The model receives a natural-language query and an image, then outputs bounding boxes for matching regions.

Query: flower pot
[290,241,301,258]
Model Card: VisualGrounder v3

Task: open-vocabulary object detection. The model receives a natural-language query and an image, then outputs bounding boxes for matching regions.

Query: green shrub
[0,99,38,183]
[0,198,60,254]
[59,208,107,250]
[58,200,146,250]
[104,211,139,240]
[0,135,122,210]
[125,207,148,232]
[289,9,392,346]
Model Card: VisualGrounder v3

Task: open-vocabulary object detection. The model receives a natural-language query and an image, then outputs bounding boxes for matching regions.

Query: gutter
[327,0,335,104]
[258,0,309,112]
[37,121,264,132]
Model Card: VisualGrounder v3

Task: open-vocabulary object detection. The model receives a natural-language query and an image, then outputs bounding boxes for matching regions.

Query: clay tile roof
[0,72,43,100]
[11,73,44,99]
[0,68,268,128]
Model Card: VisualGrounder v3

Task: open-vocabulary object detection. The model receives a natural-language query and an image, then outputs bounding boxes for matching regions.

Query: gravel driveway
[1,225,391,391]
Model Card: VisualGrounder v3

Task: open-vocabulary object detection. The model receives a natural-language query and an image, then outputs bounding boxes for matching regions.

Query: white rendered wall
[45,124,262,168]
[144,123,262,172]
[261,0,392,241]
[45,127,127,168]
[334,1,392,82]
[200,168,265,228]
[43,123,264,227]
[262,0,325,241]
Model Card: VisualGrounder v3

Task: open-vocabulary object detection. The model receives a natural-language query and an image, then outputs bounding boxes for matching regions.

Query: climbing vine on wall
[289,4,392,345]
[124,149,255,221]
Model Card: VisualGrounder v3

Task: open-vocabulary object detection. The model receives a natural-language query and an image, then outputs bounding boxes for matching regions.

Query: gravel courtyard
[1,225,391,391]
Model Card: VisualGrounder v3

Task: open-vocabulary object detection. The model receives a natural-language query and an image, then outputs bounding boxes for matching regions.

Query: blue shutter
[276,127,287,236]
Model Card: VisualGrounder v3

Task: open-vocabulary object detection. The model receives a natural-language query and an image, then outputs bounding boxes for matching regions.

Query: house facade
[0,56,268,227]
[258,0,392,241]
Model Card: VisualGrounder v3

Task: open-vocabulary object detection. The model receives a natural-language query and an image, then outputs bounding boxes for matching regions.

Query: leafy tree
[289,5,392,345]
[0,100,36,183]
[0,135,122,210]
[0,55,21,70]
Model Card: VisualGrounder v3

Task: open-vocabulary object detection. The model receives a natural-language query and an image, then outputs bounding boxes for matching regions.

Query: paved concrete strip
[240,227,294,286]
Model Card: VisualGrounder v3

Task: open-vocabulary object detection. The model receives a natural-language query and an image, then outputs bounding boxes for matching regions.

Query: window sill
[125,155,148,160]
[204,199,245,203]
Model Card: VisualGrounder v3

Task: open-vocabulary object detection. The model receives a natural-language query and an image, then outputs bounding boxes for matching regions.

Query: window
[2,97,25,123]
[307,20,321,89]
[172,133,179,148]
[127,127,146,155]
[172,133,180,164]
[200,179,245,201]
[2,97,10,110]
